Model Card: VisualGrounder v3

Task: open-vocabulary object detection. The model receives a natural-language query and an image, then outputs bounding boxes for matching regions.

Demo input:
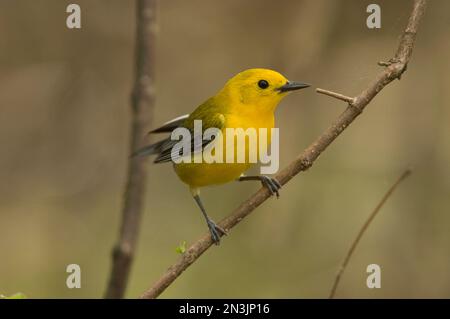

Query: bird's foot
[207,219,227,245]
[260,176,282,198]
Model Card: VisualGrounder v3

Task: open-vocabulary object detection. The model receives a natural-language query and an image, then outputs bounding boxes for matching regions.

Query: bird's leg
[193,194,227,245]
[238,175,282,198]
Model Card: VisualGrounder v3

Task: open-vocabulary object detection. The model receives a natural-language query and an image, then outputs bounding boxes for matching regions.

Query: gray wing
[132,112,224,164]
[131,114,189,158]
[153,112,225,163]
[133,128,214,163]
[153,131,214,163]
[149,114,189,134]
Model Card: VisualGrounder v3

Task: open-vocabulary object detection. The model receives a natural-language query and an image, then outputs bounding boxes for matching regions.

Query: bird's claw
[260,176,282,198]
[207,219,227,245]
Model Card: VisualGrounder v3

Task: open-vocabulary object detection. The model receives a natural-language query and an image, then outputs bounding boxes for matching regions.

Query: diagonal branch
[104,0,158,299]
[140,0,427,299]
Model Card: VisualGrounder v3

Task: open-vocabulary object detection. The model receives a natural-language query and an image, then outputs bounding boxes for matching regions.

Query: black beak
[278,81,310,93]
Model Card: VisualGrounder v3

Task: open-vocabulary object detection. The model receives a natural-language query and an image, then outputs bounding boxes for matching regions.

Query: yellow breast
[174,110,275,188]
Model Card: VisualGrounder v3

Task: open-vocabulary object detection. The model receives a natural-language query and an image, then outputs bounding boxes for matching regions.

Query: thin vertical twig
[329,169,412,299]
[105,0,157,299]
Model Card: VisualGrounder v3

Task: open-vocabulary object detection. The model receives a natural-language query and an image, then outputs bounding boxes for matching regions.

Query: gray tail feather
[131,139,166,158]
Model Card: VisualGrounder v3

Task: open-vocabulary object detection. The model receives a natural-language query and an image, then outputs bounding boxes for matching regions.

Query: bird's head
[220,68,309,113]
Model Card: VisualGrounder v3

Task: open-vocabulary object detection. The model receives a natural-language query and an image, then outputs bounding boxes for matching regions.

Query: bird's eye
[258,80,269,89]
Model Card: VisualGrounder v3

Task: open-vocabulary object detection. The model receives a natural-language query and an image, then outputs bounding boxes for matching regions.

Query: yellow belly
[174,162,252,187]
[174,112,274,188]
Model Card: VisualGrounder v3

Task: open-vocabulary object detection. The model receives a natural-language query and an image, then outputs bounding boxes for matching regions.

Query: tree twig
[316,88,355,104]
[104,0,158,299]
[140,0,427,299]
[329,169,412,299]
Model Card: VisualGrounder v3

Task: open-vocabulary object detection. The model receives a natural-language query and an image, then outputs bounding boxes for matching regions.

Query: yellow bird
[134,69,309,244]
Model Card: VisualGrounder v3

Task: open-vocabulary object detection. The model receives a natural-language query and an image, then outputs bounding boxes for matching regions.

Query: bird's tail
[131,139,166,158]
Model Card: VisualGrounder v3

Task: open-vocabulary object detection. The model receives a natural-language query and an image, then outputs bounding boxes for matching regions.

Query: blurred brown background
[0,0,449,298]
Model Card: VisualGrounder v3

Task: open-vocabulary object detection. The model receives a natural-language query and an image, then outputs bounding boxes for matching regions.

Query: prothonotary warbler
[134,68,309,244]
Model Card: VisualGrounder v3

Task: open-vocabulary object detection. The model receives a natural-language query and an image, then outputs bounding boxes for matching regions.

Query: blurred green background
[0,0,449,298]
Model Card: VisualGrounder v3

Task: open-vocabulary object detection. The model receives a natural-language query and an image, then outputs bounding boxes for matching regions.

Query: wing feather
[132,97,227,164]
[154,112,225,163]
[149,114,189,134]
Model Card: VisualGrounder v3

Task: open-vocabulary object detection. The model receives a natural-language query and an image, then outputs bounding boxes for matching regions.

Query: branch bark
[329,169,412,299]
[140,0,427,299]
[105,0,158,299]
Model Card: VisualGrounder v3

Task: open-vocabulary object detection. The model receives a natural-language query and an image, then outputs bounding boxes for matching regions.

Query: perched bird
[134,68,309,244]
